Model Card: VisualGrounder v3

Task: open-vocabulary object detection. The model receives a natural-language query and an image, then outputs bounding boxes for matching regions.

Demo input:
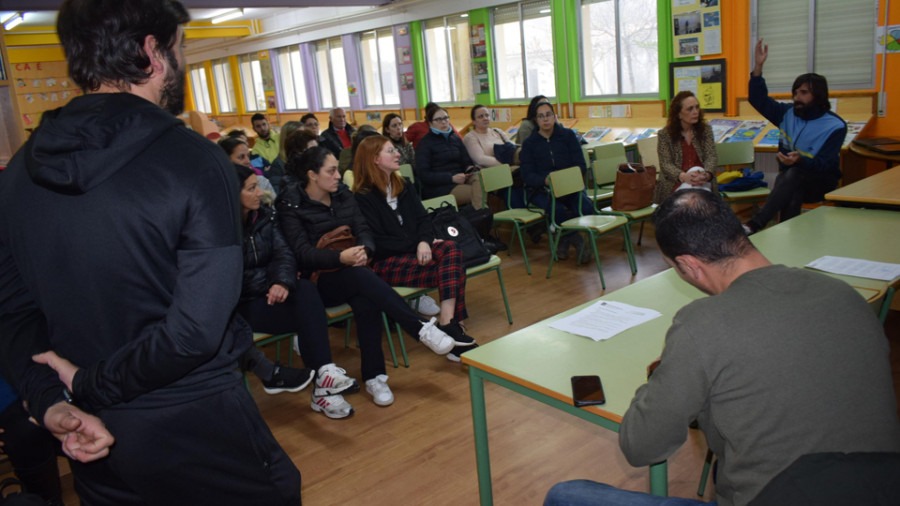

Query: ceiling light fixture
[211,9,243,25]
[3,12,24,31]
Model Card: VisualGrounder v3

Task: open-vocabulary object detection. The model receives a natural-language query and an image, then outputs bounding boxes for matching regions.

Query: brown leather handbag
[611,163,657,211]
[310,225,355,283]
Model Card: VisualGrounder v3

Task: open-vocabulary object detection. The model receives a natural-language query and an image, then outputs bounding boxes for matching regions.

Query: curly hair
[665,91,710,142]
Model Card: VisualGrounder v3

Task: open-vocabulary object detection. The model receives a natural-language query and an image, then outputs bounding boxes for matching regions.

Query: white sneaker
[314,363,358,396]
[417,317,454,355]
[365,374,394,406]
[411,295,440,316]
[311,393,354,419]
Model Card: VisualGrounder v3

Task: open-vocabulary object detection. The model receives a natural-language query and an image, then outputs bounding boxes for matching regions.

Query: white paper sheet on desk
[806,256,900,282]
[549,300,662,342]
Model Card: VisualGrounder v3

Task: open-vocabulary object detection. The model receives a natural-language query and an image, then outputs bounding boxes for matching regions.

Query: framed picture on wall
[668,59,726,113]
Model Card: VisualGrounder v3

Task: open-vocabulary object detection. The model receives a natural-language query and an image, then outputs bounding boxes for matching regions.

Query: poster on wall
[398,46,412,64]
[669,58,726,112]
[672,0,721,57]
[470,24,486,59]
[400,72,415,91]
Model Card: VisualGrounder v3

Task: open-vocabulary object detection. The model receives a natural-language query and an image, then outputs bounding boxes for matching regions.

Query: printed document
[806,256,900,282]
[550,300,662,342]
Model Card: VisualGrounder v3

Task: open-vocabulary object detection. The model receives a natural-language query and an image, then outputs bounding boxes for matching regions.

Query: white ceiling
[1,8,296,29]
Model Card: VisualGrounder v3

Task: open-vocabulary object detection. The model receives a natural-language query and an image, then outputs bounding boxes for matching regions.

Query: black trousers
[316,267,425,381]
[749,166,838,229]
[69,382,301,506]
[0,399,63,504]
[237,279,333,372]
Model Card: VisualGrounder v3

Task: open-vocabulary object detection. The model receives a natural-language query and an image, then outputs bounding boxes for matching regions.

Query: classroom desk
[462,206,899,506]
[825,166,900,210]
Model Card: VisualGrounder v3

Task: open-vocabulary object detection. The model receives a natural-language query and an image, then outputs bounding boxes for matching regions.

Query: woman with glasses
[415,106,484,208]
[353,135,478,362]
[519,102,594,260]
[382,113,415,168]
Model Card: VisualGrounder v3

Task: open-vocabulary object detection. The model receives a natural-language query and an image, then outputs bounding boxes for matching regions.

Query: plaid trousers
[371,240,468,321]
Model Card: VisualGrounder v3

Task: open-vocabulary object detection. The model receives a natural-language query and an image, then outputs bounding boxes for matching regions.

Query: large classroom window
[491,1,556,101]
[423,14,474,104]
[211,57,237,113]
[239,53,266,112]
[753,0,876,91]
[277,46,309,111]
[188,64,212,114]
[580,0,658,98]
[360,28,400,107]
[315,38,351,110]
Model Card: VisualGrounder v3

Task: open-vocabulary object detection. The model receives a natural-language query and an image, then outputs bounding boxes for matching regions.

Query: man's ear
[142,35,165,76]
[674,254,703,281]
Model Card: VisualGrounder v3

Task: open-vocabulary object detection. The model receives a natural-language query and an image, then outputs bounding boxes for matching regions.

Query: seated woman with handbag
[463,104,516,168]
[276,147,466,407]
[415,106,484,208]
[519,102,594,261]
[234,163,359,419]
[353,135,478,362]
[655,90,718,204]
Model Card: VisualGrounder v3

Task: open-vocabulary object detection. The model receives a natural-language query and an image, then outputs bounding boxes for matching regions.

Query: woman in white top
[463,104,512,168]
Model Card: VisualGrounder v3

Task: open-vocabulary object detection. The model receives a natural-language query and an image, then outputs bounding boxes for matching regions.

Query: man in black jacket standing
[0,0,301,504]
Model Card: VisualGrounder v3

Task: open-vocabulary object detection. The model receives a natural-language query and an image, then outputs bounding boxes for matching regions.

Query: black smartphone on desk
[571,375,605,407]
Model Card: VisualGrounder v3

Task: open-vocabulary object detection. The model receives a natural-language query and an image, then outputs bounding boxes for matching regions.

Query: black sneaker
[436,319,477,347]
[262,364,315,395]
[447,342,479,362]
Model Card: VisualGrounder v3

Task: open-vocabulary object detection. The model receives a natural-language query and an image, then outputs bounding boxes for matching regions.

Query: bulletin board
[669,58,726,113]
[10,60,83,129]
[672,0,721,57]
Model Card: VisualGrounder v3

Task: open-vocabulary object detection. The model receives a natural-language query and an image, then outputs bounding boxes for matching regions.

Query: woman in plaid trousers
[353,135,478,363]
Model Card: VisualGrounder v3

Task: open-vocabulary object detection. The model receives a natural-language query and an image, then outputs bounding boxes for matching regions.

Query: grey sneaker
[311,393,354,419]
[411,295,441,316]
[417,317,454,355]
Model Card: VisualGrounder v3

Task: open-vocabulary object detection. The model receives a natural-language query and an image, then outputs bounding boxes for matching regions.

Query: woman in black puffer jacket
[234,164,358,420]
[276,147,465,408]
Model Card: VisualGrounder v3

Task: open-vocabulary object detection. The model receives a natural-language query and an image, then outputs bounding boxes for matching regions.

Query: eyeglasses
[536,113,555,120]
[382,147,398,155]
[432,116,450,122]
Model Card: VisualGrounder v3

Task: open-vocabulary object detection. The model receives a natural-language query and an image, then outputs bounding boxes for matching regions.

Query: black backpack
[427,202,492,268]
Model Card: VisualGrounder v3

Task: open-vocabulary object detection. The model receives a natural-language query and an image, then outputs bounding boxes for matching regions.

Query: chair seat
[326,303,353,320]
[494,208,545,224]
[721,187,771,200]
[561,214,629,231]
[466,254,502,276]
[601,204,656,220]
[587,189,615,201]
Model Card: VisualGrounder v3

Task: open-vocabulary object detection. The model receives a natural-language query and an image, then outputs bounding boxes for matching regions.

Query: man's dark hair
[792,73,831,111]
[300,113,318,124]
[226,129,247,139]
[57,0,189,92]
[652,190,754,263]
[283,130,319,158]
[251,113,267,124]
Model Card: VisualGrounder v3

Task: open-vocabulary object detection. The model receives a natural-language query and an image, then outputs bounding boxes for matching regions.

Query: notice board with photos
[669,58,726,113]
[672,0,722,57]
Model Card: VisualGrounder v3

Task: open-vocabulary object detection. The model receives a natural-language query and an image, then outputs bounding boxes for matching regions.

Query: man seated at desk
[743,39,847,234]
[544,190,900,506]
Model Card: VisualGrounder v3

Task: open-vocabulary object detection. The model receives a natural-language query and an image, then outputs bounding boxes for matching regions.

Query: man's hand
[752,39,768,76]
[776,151,801,166]
[43,401,114,463]
[33,351,78,391]
[266,284,289,305]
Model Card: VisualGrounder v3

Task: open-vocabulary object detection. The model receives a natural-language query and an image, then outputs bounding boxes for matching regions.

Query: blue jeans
[544,480,714,506]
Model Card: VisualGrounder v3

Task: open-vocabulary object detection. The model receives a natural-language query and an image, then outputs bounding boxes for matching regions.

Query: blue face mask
[430,126,452,137]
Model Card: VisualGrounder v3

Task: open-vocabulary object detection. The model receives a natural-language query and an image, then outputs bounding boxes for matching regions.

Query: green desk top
[463,206,900,423]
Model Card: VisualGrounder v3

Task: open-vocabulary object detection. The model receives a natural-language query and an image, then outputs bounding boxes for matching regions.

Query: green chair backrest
[422,194,458,211]
[399,163,414,182]
[591,142,627,187]
[479,164,513,194]
[716,141,755,169]
[636,136,660,169]
[548,166,586,199]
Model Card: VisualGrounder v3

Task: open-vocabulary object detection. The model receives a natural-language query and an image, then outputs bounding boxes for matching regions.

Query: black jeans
[316,267,425,381]
[237,279,333,372]
[69,383,301,506]
[0,399,63,504]
[749,166,838,229]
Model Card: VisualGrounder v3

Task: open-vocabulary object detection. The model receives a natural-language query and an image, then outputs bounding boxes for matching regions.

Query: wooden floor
[11,220,900,505]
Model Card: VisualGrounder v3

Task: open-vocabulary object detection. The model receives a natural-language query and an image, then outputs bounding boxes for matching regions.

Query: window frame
[238,53,266,113]
[490,0,557,102]
[188,63,212,114]
[314,37,351,110]
[577,0,660,100]
[276,45,310,112]
[211,57,236,114]
[422,13,475,105]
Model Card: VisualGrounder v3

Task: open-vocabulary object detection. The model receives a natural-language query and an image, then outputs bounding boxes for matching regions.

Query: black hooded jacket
[241,205,296,301]
[0,93,247,421]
